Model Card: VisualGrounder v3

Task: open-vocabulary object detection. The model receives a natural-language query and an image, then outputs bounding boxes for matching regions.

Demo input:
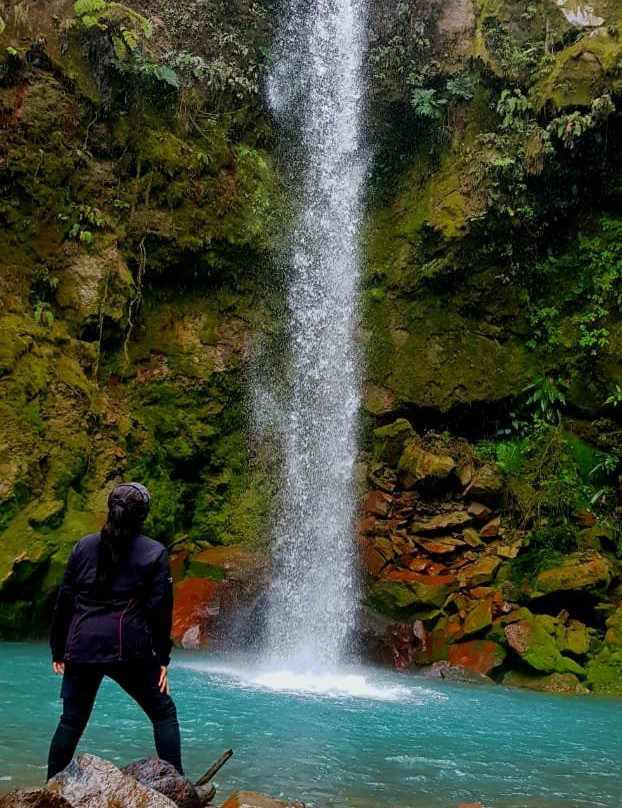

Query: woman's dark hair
[95,483,150,592]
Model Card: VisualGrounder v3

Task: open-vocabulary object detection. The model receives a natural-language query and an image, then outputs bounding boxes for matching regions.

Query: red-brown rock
[220,792,305,808]
[361,545,387,576]
[172,578,230,648]
[447,640,506,675]
[361,490,393,517]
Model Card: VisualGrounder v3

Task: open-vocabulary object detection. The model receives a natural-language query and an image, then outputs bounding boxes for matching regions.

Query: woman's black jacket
[50,533,173,666]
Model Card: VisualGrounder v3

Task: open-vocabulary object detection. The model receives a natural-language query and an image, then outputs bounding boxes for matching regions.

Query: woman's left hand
[158,665,169,694]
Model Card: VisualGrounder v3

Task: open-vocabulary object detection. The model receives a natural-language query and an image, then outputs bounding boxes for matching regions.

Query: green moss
[585,648,622,695]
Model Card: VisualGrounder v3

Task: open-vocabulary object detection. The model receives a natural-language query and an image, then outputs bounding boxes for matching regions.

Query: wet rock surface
[122,760,203,808]
[360,420,622,692]
[47,754,178,808]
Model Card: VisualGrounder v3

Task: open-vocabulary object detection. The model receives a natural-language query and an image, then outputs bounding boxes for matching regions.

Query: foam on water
[177,656,443,703]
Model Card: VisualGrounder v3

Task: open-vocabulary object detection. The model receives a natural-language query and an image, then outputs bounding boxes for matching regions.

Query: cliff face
[1,0,621,691]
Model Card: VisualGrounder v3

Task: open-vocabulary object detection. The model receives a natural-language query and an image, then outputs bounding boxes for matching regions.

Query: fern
[74,0,107,17]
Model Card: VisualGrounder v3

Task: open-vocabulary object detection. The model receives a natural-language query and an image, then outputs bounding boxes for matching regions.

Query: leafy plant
[523,375,567,424]
[34,301,54,328]
[605,384,622,408]
[496,89,530,131]
[548,95,615,149]
[446,74,474,101]
[409,87,447,120]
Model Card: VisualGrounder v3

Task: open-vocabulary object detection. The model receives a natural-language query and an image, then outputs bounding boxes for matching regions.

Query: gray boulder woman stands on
[47,482,183,778]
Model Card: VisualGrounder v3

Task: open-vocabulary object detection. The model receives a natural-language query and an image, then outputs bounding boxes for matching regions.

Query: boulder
[501,671,589,695]
[412,616,464,665]
[584,648,622,695]
[0,790,73,808]
[462,600,494,636]
[186,546,263,582]
[458,557,501,587]
[419,660,493,684]
[172,578,231,648]
[447,640,506,675]
[219,792,305,808]
[361,490,393,518]
[372,419,416,465]
[370,572,458,617]
[464,464,504,502]
[411,512,472,534]
[121,759,201,808]
[604,607,622,649]
[47,754,177,808]
[530,552,612,595]
[397,441,455,489]
[504,614,585,676]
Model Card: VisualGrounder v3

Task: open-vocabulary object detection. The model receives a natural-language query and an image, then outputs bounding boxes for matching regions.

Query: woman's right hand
[158,665,169,695]
[52,662,65,675]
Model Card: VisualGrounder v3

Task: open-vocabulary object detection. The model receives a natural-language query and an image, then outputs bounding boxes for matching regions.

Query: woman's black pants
[47,660,183,780]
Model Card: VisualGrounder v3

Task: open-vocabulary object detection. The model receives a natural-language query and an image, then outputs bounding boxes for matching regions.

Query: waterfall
[259,0,368,669]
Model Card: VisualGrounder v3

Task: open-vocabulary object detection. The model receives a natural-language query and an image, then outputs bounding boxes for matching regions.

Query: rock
[186,546,263,582]
[171,578,231,648]
[397,441,456,489]
[378,620,425,669]
[464,464,504,502]
[370,572,458,616]
[420,660,493,684]
[367,462,399,493]
[479,517,501,538]
[461,528,483,547]
[415,537,466,555]
[458,556,501,587]
[462,600,493,636]
[501,671,589,695]
[411,511,472,534]
[467,502,493,521]
[495,542,521,559]
[27,499,65,530]
[412,616,464,665]
[571,509,597,528]
[122,759,201,808]
[219,792,305,808]
[604,607,622,649]
[531,552,612,595]
[47,754,178,808]
[360,544,388,577]
[372,419,415,465]
[361,490,393,518]
[584,648,622,695]
[0,789,73,808]
[504,614,585,676]
[56,247,134,327]
[447,640,506,675]
[556,619,591,656]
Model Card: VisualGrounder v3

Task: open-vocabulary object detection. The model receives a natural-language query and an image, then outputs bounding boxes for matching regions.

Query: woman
[47,481,183,779]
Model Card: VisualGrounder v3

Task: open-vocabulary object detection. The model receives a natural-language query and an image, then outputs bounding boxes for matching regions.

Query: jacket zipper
[118,598,133,660]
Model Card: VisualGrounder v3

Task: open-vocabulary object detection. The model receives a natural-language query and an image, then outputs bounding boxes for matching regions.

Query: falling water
[260,0,368,668]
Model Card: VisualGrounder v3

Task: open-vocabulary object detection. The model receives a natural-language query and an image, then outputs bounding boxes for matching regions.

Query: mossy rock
[504,612,586,675]
[584,647,622,695]
[397,440,456,489]
[529,552,612,596]
[370,574,459,619]
[373,418,416,465]
[501,671,589,695]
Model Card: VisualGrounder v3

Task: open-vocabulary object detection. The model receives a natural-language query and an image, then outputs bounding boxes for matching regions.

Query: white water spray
[259,0,368,670]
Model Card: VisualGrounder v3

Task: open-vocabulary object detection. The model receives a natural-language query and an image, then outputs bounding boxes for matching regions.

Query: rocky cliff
[0,0,621,692]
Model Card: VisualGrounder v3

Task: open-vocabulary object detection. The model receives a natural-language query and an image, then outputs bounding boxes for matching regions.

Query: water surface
[1,644,621,807]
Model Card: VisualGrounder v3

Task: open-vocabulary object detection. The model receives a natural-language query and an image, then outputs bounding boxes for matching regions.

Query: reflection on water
[1,644,621,808]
